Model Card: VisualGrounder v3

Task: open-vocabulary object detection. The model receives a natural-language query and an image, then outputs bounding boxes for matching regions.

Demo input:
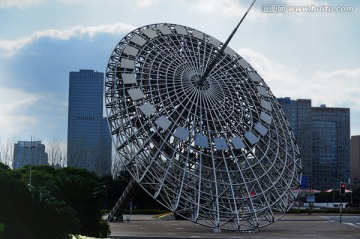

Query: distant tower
[351,135,360,187]
[278,98,312,188]
[278,97,350,190]
[67,69,111,175]
[312,105,350,190]
[13,141,48,169]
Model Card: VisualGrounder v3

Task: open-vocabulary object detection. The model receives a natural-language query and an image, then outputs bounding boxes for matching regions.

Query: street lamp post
[28,136,37,186]
[103,184,107,210]
[29,165,32,186]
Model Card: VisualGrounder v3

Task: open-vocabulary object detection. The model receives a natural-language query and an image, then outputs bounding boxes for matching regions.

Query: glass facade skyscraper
[351,135,360,186]
[67,69,111,176]
[277,98,312,188]
[278,98,350,191]
[312,106,350,190]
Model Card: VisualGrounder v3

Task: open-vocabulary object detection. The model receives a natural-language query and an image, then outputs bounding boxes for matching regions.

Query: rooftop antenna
[198,0,257,86]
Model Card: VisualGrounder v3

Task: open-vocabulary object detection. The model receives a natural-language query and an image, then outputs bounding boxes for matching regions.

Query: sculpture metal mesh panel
[105,23,302,232]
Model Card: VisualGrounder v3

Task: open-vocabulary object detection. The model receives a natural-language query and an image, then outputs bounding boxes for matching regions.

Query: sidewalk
[109,213,360,239]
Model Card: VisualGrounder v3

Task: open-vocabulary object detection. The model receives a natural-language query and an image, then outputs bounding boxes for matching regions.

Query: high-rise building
[312,105,350,190]
[13,141,48,169]
[67,69,112,176]
[278,98,312,188]
[351,135,360,186]
[278,98,350,191]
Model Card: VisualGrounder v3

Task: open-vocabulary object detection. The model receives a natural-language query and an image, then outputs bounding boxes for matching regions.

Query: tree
[0,163,81,239]
[47,136,66,167]
[14,164,56,188]
[112,148,125,177]
[1,164,111,238]
[0,223,4,237]
[50,171,110,237]
[26,186,80,239]
[0,140,14,168]
[57,167,99,182]
[0,162,10,171]
[100,174,129,210]
[0,165,32,238]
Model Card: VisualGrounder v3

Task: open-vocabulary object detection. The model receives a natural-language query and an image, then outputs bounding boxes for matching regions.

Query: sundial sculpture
[105,0,302,232]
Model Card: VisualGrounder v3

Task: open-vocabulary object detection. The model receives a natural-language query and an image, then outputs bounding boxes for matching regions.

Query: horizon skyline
[1,0,359,144]
[1,92,355,143]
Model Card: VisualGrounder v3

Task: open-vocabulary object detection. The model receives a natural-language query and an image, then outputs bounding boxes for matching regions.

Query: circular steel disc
[105,23,302,231]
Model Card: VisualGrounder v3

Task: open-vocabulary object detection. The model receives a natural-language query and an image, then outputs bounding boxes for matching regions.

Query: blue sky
[0,0,359,146]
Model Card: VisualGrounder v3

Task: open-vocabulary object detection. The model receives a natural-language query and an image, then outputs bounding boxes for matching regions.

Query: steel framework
[105,23,302,232]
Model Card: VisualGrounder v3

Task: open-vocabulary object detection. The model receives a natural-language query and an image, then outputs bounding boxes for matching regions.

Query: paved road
[109,214,360,239]
[323,215,360,228]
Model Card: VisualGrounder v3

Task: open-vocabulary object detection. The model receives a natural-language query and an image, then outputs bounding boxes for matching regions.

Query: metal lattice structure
[105,23,302,232]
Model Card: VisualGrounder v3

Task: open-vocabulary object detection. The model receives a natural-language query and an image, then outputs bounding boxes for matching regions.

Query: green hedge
[123,209,170,214]
[0,223,4,236]
[288,208,360,214]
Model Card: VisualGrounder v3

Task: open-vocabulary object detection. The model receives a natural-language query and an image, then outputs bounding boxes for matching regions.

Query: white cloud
[311,69,360,108]
[132,0,263,18]
[283,0,319,5]
[178,0,263,19]
[135,0,160,9]
[0,90,40,112]
[0,88,69,141]
[238,48,302,98]
[0,0,87,8]
[0,23,134,55]
[0,0,42,8]
[0,88,41,137]
[237,47,360,135]
[238,48,360,107]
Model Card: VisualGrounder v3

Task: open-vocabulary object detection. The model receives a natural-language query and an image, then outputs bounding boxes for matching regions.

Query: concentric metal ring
[105,23,302,232]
